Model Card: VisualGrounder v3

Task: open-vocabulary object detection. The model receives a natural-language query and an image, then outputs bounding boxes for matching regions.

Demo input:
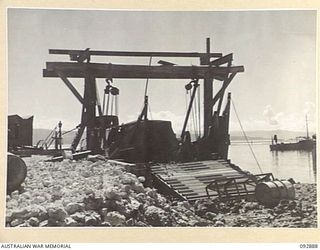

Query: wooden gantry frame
[43,38,244,153]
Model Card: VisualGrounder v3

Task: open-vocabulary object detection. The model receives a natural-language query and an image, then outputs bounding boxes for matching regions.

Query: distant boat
[270,137,315,151]
[270,116,316,151]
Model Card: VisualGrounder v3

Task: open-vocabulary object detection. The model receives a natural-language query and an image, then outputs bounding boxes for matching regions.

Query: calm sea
[229,141,317,184]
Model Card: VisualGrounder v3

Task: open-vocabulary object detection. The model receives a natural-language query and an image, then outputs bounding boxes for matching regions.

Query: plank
[162,170,243,180]
[43,62,244,79]
[49,49,223,58]
[152,163,234,173]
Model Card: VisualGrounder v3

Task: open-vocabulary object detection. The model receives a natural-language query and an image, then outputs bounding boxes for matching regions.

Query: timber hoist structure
[43,38,244,163]
[42,38,296,205]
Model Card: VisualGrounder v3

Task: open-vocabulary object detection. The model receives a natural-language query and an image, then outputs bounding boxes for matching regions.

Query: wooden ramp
[150,159,251,202]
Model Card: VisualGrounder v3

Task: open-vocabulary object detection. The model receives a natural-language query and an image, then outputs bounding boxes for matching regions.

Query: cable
[102,92,106,115]
[190,91,198,139]
[189,91,193,134]
[185,89,189,131]
[115,95,118,116]
[105,79,112,115]
[144,56,153,97]
[197,84,201,138]
[106,91,110,115]
[110,95,114,115]
[231,98,263,174]
[44,126,57,143]
[148,102,153,120]
[193,89,198,138]
[194,91,199,139]
[62,126,79,135]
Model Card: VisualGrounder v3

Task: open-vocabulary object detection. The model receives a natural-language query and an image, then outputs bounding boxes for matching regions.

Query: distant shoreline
[31,128,315,145]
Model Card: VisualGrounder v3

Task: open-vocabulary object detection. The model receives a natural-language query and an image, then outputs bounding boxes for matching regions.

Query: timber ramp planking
[150,159,251,202]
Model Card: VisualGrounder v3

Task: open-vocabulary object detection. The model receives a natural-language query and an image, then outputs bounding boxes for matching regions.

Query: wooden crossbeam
[49,49,223,58]
[43,62,244,79]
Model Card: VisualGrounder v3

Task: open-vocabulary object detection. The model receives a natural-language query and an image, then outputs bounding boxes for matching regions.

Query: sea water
[229,141,317,183]
[59,141,316,183]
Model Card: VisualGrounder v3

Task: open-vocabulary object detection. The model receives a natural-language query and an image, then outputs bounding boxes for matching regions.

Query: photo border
[0,0,319,243]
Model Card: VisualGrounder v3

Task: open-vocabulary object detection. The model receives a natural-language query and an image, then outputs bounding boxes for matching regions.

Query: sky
[8,9,317,134]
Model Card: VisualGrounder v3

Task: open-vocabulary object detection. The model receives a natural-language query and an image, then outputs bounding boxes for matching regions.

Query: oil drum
[254,180,295,207]
[7,153,27,193]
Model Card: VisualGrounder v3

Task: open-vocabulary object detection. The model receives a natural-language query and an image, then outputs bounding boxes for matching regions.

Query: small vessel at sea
[270,116,316,151]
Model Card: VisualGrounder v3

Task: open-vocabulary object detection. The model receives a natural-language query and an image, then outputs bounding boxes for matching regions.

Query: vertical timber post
[220,92,231,159]
[203,38,213,137]
[84,71,97,152]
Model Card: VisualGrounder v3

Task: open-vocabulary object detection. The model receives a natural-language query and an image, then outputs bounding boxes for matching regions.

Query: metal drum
[7,153,27,193]
[255,180,295,207]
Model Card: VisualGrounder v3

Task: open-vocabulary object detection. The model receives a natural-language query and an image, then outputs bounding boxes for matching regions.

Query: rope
[106,91,110,115]
[185,89,189,131]
[44,126,57,142]
[144,56,153,97]
[189,91,197,138]
[231,98,263,174]
[110,95,114,115]
[115,95,118,116]
[62,126,79,135]
[193,90,198,139]
[148,102,153,120]
[102,91,106,115]
[193,91,199,139]
[197,84,201,138]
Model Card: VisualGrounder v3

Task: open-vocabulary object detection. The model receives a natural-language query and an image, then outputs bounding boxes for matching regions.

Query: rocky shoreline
[6,156,317,227]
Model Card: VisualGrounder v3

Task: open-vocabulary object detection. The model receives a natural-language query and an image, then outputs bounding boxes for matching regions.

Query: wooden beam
[217,61,232,114]
[49,49,223,58]
[43,62,244,79]
[203,38,213,137]
[84,73,97,152]
[55,69,84,104]
[210,53,233,66]
[203,82,212,137]
[71,125,85,151]
[210,72,237,108]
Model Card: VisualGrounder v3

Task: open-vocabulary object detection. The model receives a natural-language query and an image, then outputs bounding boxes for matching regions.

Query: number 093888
[300,244,318,248]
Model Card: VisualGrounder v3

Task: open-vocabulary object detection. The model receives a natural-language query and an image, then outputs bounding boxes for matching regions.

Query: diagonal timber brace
[55,69,84,104]
[210,53,233,66]
[210,72,237,110]
[216,60,233,115]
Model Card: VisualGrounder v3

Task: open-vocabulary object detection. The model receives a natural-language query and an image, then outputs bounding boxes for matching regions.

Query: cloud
[230,103,316,132]
[263,105,283,126]
[303,101,315,116]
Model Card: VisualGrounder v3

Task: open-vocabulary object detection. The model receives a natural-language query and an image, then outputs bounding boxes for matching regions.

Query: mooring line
[231,98,263,174]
